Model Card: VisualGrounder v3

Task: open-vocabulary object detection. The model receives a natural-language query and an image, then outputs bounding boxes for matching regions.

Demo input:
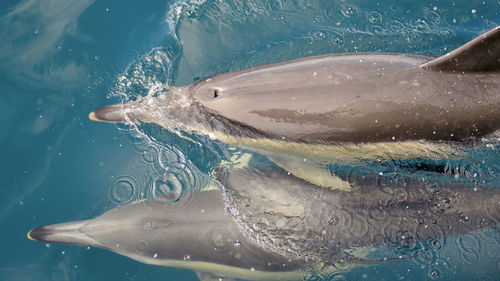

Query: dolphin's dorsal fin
[421,26,500,72]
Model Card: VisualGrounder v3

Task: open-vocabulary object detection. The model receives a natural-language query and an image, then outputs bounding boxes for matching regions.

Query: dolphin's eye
[211,89,220,98]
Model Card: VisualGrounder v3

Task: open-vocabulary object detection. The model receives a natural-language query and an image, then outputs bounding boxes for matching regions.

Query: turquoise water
[1,0,499,280]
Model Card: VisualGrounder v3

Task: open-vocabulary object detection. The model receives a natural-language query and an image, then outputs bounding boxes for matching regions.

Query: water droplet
[459,213,470,223]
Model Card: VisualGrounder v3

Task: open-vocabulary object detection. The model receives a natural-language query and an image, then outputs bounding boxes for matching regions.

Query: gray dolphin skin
[28,163,499,280]
[90,26,500,143]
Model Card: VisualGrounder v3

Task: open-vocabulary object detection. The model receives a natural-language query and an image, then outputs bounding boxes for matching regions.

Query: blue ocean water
[0,0,499,280]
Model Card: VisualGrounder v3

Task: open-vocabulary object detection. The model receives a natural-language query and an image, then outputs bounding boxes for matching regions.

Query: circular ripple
[367,24,385,35]
[365,10,382,24]
[158,147,180,170]
[389,20,406,33]
[414,246,438,266]
[368,205,386,222]
[311,30,327,40]
[480,219,499,240]
[397,234,418,252]
[340,4,359,18]
[151,172,184,202]
[457,234,481,265]
[141,147,157,164]
[423,9,441,26]
[329,29,345,46]
[109,175,138,205]
[426,258,450,281]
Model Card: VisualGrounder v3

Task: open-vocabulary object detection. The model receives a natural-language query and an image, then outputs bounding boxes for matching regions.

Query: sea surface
[0,0,499,280]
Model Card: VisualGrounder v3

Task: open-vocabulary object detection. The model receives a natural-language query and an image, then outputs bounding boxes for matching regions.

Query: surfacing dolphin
[28,161,499,280]
[88,26,500,189]
[90,26,500,144]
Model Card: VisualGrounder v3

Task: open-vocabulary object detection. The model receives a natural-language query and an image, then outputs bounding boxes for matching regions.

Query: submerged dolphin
[28,161,499,280]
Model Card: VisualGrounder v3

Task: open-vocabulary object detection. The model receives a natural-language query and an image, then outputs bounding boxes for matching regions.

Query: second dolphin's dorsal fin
[421,26,500,72]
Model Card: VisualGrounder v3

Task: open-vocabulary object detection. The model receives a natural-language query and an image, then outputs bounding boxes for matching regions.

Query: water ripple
[151,172,184,202]
[426,258,450,280]
[457,234,481,265]
[365,10,382,24]
[108,175,138,205]
[340,4,359,19]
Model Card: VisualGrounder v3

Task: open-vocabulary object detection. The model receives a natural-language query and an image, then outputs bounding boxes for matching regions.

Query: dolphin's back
[191,26,500,143]
[192,52,500,143]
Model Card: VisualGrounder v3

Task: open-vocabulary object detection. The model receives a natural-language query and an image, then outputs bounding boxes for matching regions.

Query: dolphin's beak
[28,221,101,247]
[89,104,127,123]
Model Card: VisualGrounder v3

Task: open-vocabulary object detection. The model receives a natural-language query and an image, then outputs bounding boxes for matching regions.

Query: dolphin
[28,161,500,280]
[87,27,500,188]
[28,188,304,281]
[89,26,500,144]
